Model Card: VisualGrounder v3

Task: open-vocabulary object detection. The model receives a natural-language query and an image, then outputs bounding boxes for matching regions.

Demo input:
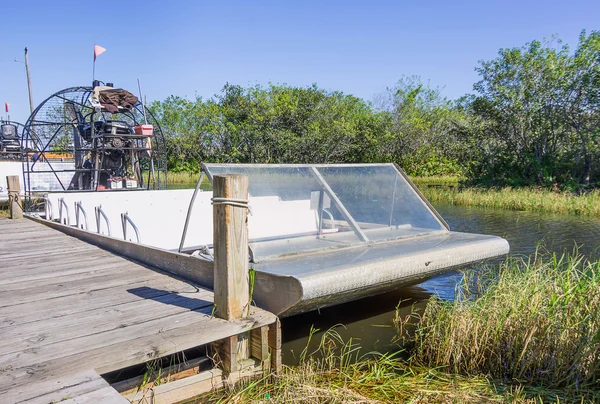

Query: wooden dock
[0,217,280,403]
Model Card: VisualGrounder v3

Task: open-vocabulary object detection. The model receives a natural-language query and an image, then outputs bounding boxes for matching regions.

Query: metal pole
[24,48,34,116]
[24,47,38,149]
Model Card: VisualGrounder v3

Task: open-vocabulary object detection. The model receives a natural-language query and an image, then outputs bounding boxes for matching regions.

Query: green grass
[420,186,600,217]
[167,171,205,185]
[409,175,461,186]
[199,328,533,403]
[410,251,600,400]
[199,325,598,403]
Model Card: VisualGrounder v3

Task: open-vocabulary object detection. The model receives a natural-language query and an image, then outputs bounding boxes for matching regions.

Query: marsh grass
[420,186,600,217]
[168,171,205,185]
[411,251,600,398]
[200,327,587,403]
[409,175,461,186]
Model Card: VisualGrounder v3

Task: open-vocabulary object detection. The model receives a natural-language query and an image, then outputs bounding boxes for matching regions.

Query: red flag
[93,44,106,62]
[4,102,8,113]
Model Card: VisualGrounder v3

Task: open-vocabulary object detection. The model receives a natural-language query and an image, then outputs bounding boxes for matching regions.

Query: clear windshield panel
[316,165,445,241]
[202,163,446,261]
[203,164,361,260]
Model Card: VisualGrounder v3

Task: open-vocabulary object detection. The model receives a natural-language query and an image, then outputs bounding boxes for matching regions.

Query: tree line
[150,31,600,188]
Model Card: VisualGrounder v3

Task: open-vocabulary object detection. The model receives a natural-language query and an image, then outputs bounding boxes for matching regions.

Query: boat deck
[0,218,277,403]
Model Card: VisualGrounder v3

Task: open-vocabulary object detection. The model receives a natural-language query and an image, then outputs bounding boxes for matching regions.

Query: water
[281,203,600,364]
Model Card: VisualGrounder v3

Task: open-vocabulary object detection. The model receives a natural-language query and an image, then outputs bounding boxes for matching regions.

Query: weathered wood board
[0,218,278,403]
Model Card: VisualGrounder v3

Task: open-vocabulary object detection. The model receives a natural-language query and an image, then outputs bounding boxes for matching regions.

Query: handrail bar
[95,205,111,236]
[178,171,205,252]
[74,201,89,230]
[58,198,70,226]
[45,196,53,221]
[121,212,141,243]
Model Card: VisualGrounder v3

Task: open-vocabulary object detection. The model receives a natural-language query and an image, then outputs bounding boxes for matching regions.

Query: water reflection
[282,203,600,364]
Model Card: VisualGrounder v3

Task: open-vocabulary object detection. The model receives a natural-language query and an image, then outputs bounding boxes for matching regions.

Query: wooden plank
[0,276,195,329]
[0,289,214,355]
[58,386,129,404]
[212,174,250,320]
[0,245,98,261]
[113,356,210,395]
[0,269,164,308]
[251,326,270,360]
[268,318,282,373]
[0,309,276,402]
[26,215,216,293]
[14,369,118,404]
[251,325,271,371]
[0,306,274,377]
[214,335,238,374]
[0,253,125,284]
[0,216,280,403]
[0,261,143,291]
[147,359,262,404]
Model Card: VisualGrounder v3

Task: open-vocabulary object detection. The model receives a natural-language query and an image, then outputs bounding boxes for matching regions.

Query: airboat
[35,162,509,317]
[10,81,509,317]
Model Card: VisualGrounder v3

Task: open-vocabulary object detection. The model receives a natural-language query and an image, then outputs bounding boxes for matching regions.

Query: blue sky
[1,0,598,123]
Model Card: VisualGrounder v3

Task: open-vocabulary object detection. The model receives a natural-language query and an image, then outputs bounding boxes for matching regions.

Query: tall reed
[167,171,202,184]
[420,186,600,217]
[411,251,600,393]
[202,327,586,403]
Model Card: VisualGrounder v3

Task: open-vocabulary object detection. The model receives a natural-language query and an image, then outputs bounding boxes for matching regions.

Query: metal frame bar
[309,167,369,242]
[179,172,205,252]
[121,212,141,243]
[44,197,53,220]
[58,198,70,225]
[95,205,111,236]
[392,162,449,231]
[74,201,89,230]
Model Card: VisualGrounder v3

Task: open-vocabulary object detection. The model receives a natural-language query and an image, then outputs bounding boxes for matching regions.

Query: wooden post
[268,319,282,373]
[212,174,250,320]
[6,176,23,219]
[212,174,251,375]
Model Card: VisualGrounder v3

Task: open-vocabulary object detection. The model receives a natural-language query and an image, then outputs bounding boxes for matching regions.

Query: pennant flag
[93,44,106,62]
[4,102,8,113]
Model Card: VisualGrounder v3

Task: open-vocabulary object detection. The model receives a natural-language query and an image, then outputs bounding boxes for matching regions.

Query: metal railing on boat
[95,205,111,236]
[121,212,141,243]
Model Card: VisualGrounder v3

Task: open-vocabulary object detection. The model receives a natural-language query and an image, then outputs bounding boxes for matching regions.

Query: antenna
[137,79,148,125]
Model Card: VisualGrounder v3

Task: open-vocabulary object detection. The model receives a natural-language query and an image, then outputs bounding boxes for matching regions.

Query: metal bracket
[95,205,111,236]
[74,201,89,230]
[45,196,53,221]
[121,212,141,243]
[58,198,70,225]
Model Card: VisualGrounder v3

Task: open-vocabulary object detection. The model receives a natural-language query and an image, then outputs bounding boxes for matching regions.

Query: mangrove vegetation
[152,31,600,190]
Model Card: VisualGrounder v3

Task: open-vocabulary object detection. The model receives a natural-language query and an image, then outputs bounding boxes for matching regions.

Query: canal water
[281,203,600,364]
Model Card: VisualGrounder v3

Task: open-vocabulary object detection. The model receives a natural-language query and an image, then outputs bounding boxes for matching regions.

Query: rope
[211,197,252,215]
